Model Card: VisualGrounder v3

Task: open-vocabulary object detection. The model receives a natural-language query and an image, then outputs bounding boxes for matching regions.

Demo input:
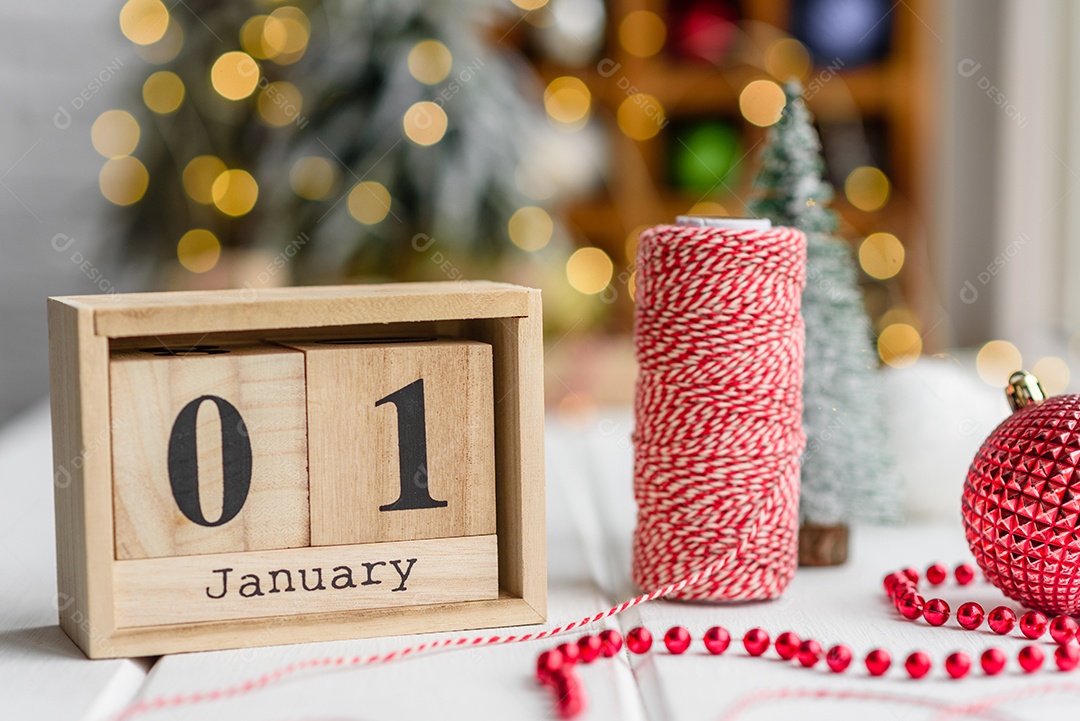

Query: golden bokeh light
[511,0,549,9]
[347,181,391,225]
[120,0,169,45]
[878,306,920,333]
[142,71,185,114]
[177,229,222,274]
[617,94,665,141]
[688,200,729,216]
[240,15,273,59]
[567,247,614,295]
[263,6,310,63]
[408,40,453,85]
[91,110,140,158]
[619,11,666,58]
[764,38,812,81]
[257,81,303,127]
[508,207,553,251]
[211,51,260,101]
[289,156,337,200]
[211,169,259,217]
[976,340,1022,387]
[624,224,648,261]
[182,156,227,205]
[99,157,149,206]
[1032,356,1070,395]
[858,232,905,280]
[403,101,448,146]
[544,76,591,127]
[135,17,183,64]
[628,271,637,302]
[739,79,787,127]
[877,323,923,368]
[845,166,891,211]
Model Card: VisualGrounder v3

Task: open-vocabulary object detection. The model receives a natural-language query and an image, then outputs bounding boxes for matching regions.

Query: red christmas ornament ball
[962,377,1080,617]
[904,651,931,679]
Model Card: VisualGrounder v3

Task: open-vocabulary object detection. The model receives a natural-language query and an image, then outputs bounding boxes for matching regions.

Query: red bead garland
[774,631,800,661]
[825,645,852,673]
[532,561,1080,718]
[664,626,691,655]
[703,626,730,655]
[626,627,652,654]
[743,628,770,657]
[904,651,931,679]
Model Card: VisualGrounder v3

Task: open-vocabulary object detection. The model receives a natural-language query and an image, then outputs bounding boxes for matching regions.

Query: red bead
[1019,610,1049,640]
[987,606,1016,635]
[577,635,603,663]
[902,567,920,583]
[743,628,770,657]
[599,629,623,657]
[703,626,731,655]
[904,651,931,679]
[945,651,971,679]
[1054,642,1080,671]
[923,598,950,626]
[980,648,1006,675]
[537,649,564,684]
[865,649,891,676]
[556,642,580,666]
[797,639,823,668]
[957,602,985,630]
[626,627,652,654]
[898,593,925,621]
[553,668,585,718]
[774,631,800,660]
[1018,644,1045,673]
[955,563,975,585]
[826,645,853,673]
[663,626,691,655]
[883,574,900,595]
[926,563,948,585]
[1050,616,1080,645]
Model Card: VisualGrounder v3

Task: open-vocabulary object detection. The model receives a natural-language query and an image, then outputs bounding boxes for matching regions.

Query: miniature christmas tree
[748,81,903,565]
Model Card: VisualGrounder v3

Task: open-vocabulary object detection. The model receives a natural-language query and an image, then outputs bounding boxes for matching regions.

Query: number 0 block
[110,344,310,559]
[280,339,496,546]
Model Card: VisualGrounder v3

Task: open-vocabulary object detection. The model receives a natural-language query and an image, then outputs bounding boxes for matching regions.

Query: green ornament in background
[671,121,741,192]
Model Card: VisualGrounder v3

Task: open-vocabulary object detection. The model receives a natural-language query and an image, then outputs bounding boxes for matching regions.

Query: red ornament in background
[962,371,1080,617]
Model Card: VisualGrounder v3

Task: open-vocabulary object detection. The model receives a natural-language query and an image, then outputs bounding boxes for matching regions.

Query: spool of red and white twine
[632,217,807,600]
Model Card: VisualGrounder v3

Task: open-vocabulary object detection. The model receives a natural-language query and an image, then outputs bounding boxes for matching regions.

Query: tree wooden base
[798,523,849,566]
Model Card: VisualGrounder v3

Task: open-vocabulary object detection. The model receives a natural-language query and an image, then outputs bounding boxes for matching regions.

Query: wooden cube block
[110,343,309,559]
[280,339,495,546]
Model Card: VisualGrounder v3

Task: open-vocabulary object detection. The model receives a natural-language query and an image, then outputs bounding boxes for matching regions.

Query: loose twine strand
[114,223,808,720]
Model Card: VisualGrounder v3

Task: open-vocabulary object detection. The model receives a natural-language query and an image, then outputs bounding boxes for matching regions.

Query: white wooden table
[2,393,1077,721]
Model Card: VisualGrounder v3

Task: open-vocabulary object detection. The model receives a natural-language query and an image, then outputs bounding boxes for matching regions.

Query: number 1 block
[110,344,310,559]
[281,339,496,546]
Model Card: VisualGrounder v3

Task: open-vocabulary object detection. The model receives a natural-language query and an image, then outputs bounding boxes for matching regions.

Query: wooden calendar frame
[48,282,546,658]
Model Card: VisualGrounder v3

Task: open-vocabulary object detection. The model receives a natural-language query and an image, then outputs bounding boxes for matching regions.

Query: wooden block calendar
[47,282,545,658]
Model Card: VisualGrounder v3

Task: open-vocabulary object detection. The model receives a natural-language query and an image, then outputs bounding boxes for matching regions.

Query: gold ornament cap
[1006,370,1047,412]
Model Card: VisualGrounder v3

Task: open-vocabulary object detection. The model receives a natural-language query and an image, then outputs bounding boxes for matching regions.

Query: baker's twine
[632,223,807,601]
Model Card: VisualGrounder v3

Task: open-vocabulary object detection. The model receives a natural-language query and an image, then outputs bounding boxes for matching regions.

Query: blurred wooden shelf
[517,0,938,342]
